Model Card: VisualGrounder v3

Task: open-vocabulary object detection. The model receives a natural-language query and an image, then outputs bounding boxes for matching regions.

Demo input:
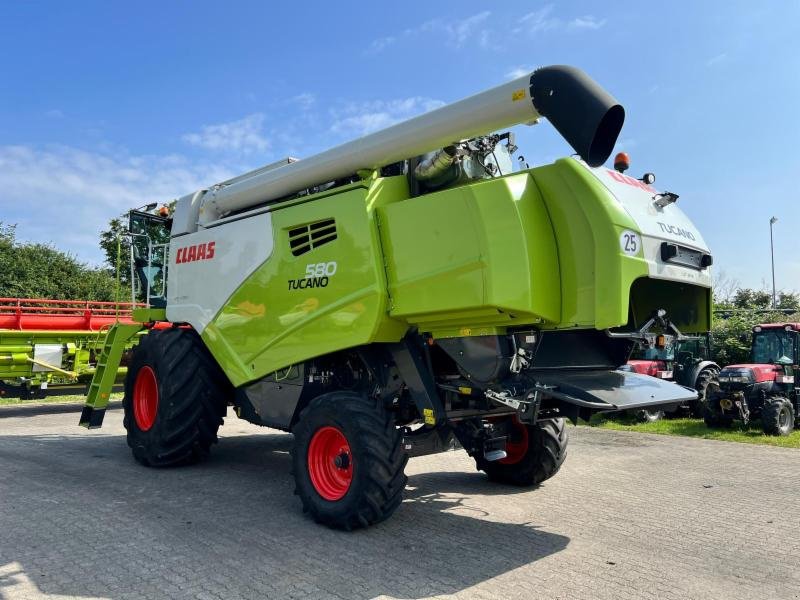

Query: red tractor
[621,332,719,421]
[704,323,799,436]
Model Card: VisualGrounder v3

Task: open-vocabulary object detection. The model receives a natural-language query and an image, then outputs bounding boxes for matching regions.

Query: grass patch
[0,393,123,406]
[587,414,800,449]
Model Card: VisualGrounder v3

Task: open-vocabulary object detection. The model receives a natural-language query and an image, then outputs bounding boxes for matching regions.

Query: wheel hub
[132,365,159,432]
[307,426,353,501]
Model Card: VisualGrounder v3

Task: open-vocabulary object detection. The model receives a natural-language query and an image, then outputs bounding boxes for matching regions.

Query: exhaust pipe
[197,66,624,225]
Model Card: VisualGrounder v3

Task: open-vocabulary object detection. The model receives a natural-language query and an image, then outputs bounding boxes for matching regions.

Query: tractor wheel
[123,327,230,467]
[690,368,718,418]
[703,404,733,429]
[634,408,664,423]
[291,391,408,529]
[761,397,795,436]
[475,418,568,486]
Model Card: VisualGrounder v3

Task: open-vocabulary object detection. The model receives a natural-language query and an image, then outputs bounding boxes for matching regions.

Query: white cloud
[706,52,728,67]
[367,36,396,54]
[514,6,560,34]
[369,11,492,52]
[44,109,64,119]
[0,144,236,264]
[182,113,269,153]
[292,92,316,109]
[329,97,445,137]
[506,66,533,80]
[443,11,492,47]
[568,15,607,30]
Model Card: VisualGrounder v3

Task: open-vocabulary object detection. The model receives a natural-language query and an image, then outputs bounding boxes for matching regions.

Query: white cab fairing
[166,213,274,332]
[581,160,712,288]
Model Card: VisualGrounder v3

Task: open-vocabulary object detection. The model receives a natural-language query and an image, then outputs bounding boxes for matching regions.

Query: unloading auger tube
[191,65,624,225]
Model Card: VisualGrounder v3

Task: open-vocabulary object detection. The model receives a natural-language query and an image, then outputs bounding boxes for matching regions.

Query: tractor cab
[128,208,171,309]
[706,323,800,435]
[750,324,800,366]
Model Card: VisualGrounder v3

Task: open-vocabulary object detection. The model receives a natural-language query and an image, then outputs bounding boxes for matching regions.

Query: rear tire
[123,328,230,467]
[476,418,568,486]
[761,397,795,436]
[690,368,718,418]
[291,391,408,529]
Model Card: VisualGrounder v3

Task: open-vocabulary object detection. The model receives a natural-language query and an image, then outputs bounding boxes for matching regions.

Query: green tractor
[81,66,712,529]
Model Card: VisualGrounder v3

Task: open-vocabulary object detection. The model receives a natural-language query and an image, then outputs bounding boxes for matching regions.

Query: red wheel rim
[133,366,159,432]
[500,418,529,464]
[307,426,353,501]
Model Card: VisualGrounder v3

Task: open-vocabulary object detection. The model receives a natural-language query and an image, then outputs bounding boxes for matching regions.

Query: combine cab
[705,323,800,435]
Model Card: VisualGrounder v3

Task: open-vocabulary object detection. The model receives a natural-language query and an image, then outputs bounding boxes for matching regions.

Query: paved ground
[1,405,798,600]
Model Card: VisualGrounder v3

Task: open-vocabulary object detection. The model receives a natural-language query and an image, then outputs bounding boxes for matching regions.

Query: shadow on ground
[0,427,569,599]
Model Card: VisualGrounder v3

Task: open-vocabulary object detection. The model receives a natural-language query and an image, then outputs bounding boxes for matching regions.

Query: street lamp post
[770,216,778,308]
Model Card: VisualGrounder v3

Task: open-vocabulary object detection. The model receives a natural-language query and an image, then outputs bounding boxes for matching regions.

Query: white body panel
[166,213,274,332]
[198,74,540,224]
[583,160,713,288]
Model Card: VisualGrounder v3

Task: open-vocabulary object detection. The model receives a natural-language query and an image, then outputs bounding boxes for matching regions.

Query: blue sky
[1,1,798,292]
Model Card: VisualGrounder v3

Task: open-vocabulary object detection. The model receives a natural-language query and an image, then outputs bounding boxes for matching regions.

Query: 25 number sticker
[620,230,640,256]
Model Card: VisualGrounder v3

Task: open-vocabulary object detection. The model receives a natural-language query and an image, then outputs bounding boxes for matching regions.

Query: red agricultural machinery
[705,323,800,435]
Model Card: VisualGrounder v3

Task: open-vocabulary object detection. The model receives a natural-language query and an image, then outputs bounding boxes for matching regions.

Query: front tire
[123,327,230,467]
[761,397,795,436]
[703,401,734,429]
[291,391,408,529]
[475,418,568,486]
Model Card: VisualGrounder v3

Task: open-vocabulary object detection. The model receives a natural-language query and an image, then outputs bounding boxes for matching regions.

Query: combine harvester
[81,65,714,528]
[0,298,140,399]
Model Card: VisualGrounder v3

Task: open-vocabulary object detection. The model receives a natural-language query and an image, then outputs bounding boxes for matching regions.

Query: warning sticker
[423,408,436,425]
[512,89,526,101]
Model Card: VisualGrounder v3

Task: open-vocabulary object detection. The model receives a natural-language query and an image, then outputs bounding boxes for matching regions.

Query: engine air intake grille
[288,218,337,256]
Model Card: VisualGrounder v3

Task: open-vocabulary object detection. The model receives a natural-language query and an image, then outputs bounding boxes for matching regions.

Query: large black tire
[291,391,408,530]
[761,397,795,436]
[703,403,734,429]
[475,418,568,486]
[690,368,718,418]
[123,327,230,467]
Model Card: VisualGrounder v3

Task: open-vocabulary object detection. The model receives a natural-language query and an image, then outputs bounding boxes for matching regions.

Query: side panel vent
[288,218,337,256]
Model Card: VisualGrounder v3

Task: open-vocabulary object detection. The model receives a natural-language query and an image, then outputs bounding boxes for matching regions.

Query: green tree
[777,291,800,311]
[99,216,132,288]
[711,286,800,364]
[730,288,772,310]
[0,221,119,301]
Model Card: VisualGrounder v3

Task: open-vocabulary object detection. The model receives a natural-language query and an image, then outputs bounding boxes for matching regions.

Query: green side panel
[378,172,561,335]
[204,177,408,387]
[530,159,649,330]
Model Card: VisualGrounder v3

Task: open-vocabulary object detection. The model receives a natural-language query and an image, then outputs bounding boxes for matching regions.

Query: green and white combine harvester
[81,66,713,529]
